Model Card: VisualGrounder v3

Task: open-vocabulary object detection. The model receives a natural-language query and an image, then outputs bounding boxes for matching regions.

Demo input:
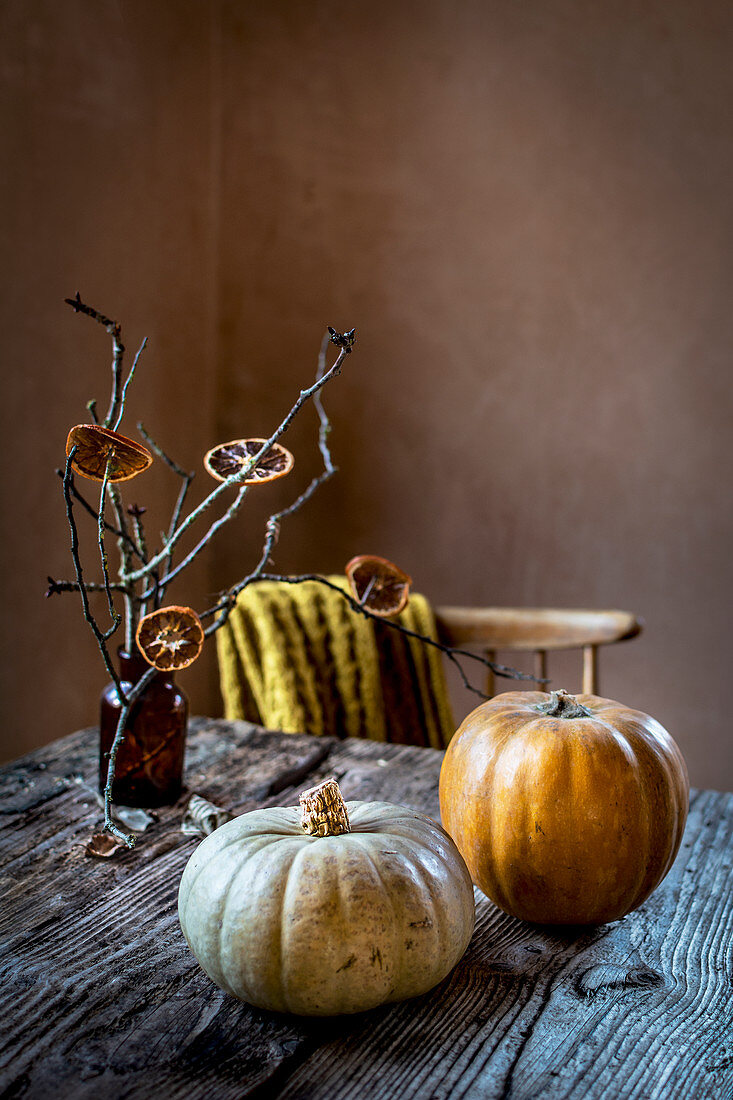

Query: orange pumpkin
[439,690,689,925]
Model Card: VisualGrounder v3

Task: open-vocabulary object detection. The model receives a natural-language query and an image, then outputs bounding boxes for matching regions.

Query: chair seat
[435,606,642,696]
[435,607,641,651]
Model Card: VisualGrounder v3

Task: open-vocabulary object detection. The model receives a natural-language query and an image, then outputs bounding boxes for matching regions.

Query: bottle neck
[117,648,171,685]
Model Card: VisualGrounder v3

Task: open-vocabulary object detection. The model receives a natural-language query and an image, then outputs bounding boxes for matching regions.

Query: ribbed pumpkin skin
[439,692,689,925]
[178,801,475,1016]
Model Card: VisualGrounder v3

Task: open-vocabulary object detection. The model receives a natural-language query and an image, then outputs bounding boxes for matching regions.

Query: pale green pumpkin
[178,782,475,1016]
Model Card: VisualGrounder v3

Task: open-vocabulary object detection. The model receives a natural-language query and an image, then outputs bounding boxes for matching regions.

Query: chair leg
[583,645,598,695]
[534,649,547,690]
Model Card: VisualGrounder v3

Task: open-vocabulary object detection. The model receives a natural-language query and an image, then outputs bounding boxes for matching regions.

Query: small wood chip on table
[1,718,732,1100]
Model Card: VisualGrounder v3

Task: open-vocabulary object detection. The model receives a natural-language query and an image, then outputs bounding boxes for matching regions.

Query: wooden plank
[279,788,733,1100]
[0,720,731,1100]
[0,720,445,1099]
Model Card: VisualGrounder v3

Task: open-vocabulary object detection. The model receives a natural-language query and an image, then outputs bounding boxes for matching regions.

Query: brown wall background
[2,1,732,789]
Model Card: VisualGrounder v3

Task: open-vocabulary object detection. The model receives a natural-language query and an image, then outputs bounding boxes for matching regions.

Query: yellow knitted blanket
[216,577,455,749]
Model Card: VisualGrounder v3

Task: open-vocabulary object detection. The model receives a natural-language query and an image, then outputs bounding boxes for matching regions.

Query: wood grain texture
[1,719,732,1100]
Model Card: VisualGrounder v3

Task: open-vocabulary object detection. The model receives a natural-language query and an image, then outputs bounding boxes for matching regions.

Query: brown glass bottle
[99,649,187,807]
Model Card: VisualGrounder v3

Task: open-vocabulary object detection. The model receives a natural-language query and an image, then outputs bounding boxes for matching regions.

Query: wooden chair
[434,607,642,696]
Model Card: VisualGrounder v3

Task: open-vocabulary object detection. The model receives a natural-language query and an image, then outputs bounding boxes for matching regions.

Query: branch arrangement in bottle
[49,297,535,848]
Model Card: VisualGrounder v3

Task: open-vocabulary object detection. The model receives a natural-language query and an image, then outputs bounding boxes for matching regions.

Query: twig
[146,486,248,599]
[127,504,153,618]
[202,332,340,636]
[202,469,338,638]
[200,472,322,635]
[127,504,148,562]
[112,337,147,432]
[60,311,359,836]
[136,423,195,605]
[97,460,119,623]
[249,573,540,697]
[107,486,137,650]
[63,294,125,429]
[157,476,190,607]
[359,575,378,607]
[137,423,191,479]
[315,331,336,475]
[65,293,117,331]
[102,665,157,846]
[122,343,349,584]
[55,469,141,558]
[45,577,129,597]
[104,333,125,429]
[62,450,124,695]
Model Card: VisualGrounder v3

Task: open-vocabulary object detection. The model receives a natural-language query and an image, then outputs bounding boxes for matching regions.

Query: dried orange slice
[345,555,412,618]
[135,605,204,672]
[203,438,294,484]
[66,424,153,483]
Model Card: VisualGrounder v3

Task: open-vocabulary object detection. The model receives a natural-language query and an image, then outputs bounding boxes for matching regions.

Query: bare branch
[97,461,118,623]
[65,293,117,330]
[145,486,248,600]
[136,422,195,605]
[58,312,360,835]
[64,294,125,429]
[157,474,192,607]
[315,331,337,475]
[123,343,350,584]
[126,503,148,560]
[102,664,158,847]
[202,331,340,636]
[62,450,124,695]
[226,573,541,694]
[202,471,337,637]
[137,422,191,479]
[107,487,137,651]
[127,504,154,617]
[45,576,129,598]
[112,337,147,432]
[55,468,141,559]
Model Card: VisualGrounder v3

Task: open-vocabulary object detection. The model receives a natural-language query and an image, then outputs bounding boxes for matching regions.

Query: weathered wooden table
[1,718,732,1099]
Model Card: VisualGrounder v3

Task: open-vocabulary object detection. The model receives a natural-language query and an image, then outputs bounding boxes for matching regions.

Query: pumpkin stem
[536,689,592,719]
[299,777,351,837]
